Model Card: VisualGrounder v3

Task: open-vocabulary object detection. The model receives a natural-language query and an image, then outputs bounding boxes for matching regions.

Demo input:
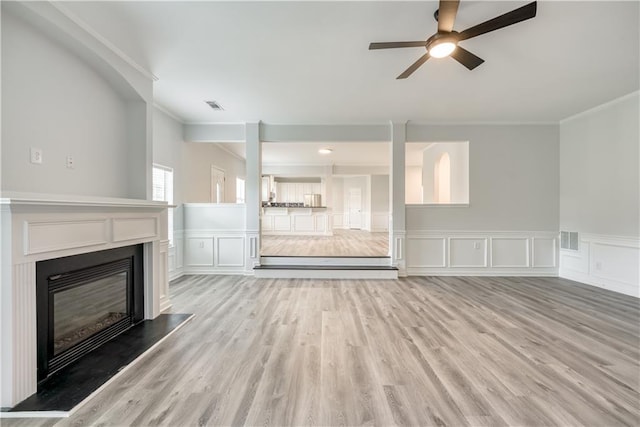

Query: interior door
[348,188,362,229]
[211,166,225,203]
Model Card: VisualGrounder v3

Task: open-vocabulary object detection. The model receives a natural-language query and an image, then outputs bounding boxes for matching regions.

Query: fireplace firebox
[36,245,144,381]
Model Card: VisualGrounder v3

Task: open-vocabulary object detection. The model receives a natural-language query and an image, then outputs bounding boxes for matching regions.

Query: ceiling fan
[369,0,537,79]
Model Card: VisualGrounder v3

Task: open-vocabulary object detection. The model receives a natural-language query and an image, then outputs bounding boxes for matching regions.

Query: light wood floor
[261,229,389,256]
[5,276,639,426]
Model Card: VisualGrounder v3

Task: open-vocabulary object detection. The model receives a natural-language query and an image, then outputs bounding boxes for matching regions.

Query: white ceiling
[60,1,639,124]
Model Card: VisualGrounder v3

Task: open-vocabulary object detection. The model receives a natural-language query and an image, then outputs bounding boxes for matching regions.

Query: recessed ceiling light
[205,100,224,111]
[318,148,333,154]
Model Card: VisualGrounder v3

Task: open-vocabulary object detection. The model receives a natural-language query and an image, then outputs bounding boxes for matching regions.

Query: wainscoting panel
[168,232,184,279]
[315,215,326,232]
[532,237,557,268]
[11,262,37,408]
[332,213,344,229]
[406,237,446,268]
[450,238,487,268]
[217,237,245,267]
[185,237,214,267]
[560,234,639,297]
[371,212,389,232]
[491,237,529,268]
[273,216,292,232]
[293,215,314,232]
[405,231,558,276]
[261,216,273,231]
[24,219,108,255]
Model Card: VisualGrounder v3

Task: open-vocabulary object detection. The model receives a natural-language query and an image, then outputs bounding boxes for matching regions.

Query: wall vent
[205,100,224,111]
[560,231,579,250]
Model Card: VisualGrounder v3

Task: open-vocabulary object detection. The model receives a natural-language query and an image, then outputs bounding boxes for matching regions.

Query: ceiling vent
[205,100,224,111]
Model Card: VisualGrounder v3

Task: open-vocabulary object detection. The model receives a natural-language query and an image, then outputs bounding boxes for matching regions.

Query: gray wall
[406,124,560,231]
[370,174,389,212]
[559,93,639,237]
[1,10,142,198]
[182,143,246,203]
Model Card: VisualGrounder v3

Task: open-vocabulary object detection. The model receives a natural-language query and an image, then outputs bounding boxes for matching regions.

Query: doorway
[348,188,362,229]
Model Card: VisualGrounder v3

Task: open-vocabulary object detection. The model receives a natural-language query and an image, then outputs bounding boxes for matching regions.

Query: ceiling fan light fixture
[429,40,457,58]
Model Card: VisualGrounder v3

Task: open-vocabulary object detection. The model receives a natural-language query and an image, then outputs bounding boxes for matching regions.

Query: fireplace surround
[1,193,170,409]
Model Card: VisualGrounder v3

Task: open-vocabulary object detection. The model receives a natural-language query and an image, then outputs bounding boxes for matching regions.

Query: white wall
[422,142,469,204]
[559,92,639,297]
[182,143,246,203]
[1,10,145,199]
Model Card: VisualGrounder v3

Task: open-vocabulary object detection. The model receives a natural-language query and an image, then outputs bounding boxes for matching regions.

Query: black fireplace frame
[36,245,144,382]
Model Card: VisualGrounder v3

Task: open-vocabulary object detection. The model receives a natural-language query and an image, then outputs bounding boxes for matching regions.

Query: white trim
[449,237,488,268]
[559,233,639,298]
[406,269,558,277]
[406,203,470,208]
[254,268,398,280]
[406,120,558,127]
[406,230,559,276]
[0,192,167,209]
[490,237,530,268]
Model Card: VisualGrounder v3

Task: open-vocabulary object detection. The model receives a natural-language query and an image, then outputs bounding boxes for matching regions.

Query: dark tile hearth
[7,313,192,414]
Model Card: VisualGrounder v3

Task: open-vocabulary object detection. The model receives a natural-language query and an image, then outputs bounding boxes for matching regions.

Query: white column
[390,121,407,276]
[245,122,261,272]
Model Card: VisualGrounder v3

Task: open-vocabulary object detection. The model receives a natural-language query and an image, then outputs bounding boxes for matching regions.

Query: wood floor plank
[4,275,639,426]
[261,229,389,257]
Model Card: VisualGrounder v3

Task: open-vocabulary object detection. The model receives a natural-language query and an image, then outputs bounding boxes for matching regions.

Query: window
[152,165,174,245]
[236,178,245,204]
[405,141,469,204]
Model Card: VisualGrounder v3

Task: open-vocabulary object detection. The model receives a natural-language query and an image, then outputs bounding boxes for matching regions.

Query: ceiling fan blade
[450,46,485,70]
[458,1,537,41]
[369,41,426,50]
[397,53,431,79]
[437,0,460,33]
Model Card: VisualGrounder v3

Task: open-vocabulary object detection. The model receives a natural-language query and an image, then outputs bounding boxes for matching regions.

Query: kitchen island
[261,206,332,236]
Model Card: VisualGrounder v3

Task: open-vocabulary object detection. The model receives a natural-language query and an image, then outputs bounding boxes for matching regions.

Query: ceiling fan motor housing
[427,32,459,50]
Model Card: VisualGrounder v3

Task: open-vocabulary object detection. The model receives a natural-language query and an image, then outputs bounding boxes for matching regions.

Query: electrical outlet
[199,241,205,249]
[30,147,43,164]
[66,156,74,169]
[474,242,480,249]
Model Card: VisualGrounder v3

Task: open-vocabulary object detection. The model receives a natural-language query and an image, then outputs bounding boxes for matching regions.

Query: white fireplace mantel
[0,192,171,408]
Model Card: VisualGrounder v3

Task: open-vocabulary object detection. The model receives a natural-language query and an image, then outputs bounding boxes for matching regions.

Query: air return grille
[560,231,579,250]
